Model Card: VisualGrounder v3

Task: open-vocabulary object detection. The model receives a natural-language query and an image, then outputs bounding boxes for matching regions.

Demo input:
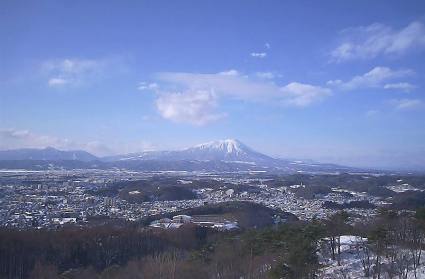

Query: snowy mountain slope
[176,139,275,162]
[104,139,277,164]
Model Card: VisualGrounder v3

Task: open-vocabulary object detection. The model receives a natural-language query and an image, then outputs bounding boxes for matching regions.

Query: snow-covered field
[386,184,422,193]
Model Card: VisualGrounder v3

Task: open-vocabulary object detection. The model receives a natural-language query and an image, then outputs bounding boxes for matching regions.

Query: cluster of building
[149,214,238,230]
[0,169,387,229]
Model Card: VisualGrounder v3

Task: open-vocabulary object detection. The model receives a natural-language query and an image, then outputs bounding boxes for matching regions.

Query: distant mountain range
[0,147,97,162]
[0,139,359,173]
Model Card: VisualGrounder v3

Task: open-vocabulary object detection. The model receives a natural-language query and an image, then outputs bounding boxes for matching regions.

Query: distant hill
[87,179,198,203]
[0,147,98,161]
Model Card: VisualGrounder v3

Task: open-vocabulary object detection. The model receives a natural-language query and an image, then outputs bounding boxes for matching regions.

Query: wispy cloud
[250,52,267,58]
[365,109,379,117]
[41,57,127,88]
[0,129,71,149]
[383,82,416,92]
[327,66,414,91]
[218,69,240,76]
[0,129,156,156]
[390,99,423,110]
[250,43,270,58]
[148,70,331,125]
[42,58,104,87]
[331,21,425,62]
[256,72,276,79]
[138,82,158,91]
[0,129,111,155]
[48,77,69,87]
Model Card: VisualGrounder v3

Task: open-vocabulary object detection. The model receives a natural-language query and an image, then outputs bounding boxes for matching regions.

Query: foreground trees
[0,221,323,279]
[324,211,350,266]
[0,225,208,279]
[350,208,425,279]
[3,208,425,278]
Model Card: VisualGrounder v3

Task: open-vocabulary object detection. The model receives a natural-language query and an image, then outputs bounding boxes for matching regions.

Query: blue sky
[1,0,425,170]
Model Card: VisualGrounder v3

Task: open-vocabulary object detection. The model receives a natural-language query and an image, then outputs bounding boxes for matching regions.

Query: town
[0,169,415,229]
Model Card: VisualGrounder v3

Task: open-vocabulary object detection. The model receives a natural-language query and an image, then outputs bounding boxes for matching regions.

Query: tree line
[2,208,425,278]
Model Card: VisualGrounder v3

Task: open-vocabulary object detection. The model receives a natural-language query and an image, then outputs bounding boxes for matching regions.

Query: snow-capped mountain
[107,139,276,163]
[180,139,274,162]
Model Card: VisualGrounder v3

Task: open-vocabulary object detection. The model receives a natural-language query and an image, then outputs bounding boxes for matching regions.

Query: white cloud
[0,129,111,155]
[265,43,271,49]
[327,66,413,91]
[280,82,331,107]
[0,129,157,156]
[138,82,158,91]
[80,141,116,156]
[155,71,278,102]
[331,21,425,62]
[155,90,225,125]
[256,72,275,79]
[150,70,331,125]
[383,82,416,92]
[42,58,106,87]
[0,129,71,150]
[156,70,329,104]
[48,78,69,87]
[390,99,423,110]
[365,109,379,117]
[218,69,240,76]
[250,52,267,58]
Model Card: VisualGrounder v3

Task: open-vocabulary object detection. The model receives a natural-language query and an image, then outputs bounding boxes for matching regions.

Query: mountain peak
[103,139,275,164]
[193,139,245,154]
[180,138,273,162]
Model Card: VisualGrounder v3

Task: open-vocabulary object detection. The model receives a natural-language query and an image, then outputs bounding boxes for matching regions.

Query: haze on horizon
[1,0,425,171]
